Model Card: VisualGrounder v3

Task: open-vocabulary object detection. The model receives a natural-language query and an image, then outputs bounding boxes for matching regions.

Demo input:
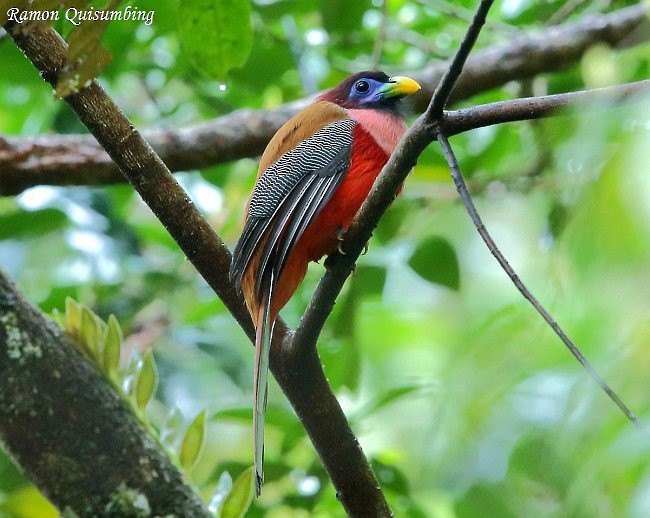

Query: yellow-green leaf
[65,297,81,336]
[179,410,206,470]
[220,466,255,518]
[103,314,122,375]
[80,305,102,361]
[178,0,253,80]
[1,485,58,518]
[160,407,184,449]
[135,350,158,410]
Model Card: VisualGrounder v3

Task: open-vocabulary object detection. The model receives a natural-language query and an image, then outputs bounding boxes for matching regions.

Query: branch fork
[3,1,649,515]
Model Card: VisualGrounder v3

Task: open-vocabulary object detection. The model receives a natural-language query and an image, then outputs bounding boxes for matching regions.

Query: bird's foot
[335,226,347,255]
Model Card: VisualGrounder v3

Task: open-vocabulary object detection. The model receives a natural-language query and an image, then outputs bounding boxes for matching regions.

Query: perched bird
[230,70,421,494]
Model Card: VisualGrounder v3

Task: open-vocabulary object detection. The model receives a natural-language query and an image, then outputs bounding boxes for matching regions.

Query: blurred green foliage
[1,0,650,516]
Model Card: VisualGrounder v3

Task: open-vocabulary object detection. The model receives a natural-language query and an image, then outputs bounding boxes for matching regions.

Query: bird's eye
[354,80,370,94]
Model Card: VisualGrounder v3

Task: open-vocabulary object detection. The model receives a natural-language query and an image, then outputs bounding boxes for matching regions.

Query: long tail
[253,270,274,496]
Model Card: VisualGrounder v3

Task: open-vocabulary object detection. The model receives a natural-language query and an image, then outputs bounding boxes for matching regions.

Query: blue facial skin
[335,73,418,114]
[348,78,392,105]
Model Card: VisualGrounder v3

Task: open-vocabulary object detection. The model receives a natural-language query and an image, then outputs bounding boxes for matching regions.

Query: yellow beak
[383,76,421,97]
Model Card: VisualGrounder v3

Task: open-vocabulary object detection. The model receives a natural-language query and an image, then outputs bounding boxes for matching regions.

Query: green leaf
[160,407,184,449]
[548,201,569,238]
[352,384,427,422]
[103,314,122,375]
[220,466,255,518]
[320,0,370,34]
[0,485,58,518]
[0,208,68,239]
[80,305,102,362]
[178,0,253,80]
[408,235,460,290]
[179,410,206,470]
[352,265,387,298]
[370,459,411,497]
[135,350,158,410]
[64,297,81,336]
[55,0,120,97]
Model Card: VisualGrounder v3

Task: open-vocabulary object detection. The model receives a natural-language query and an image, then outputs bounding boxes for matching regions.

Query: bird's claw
[335,227,347,255]
[334,226,370,256]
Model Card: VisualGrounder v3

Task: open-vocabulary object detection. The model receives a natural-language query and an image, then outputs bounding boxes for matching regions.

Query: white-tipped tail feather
[253,270,274,496]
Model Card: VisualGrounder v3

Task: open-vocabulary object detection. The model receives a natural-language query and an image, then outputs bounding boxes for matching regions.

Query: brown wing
[230,114,356,303]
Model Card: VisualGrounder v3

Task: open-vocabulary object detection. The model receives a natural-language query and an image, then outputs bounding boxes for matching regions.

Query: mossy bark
[0,271,210,517]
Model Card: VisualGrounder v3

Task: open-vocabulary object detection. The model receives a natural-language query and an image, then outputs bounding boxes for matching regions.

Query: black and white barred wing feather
[230,118,356,298]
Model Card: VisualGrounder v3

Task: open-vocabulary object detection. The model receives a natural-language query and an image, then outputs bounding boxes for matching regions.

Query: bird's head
[318,70,421,114]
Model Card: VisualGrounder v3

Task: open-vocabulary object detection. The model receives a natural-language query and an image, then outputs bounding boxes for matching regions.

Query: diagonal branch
[292,117,432,351]
[294,79,650,348]
[428,0,494,116]
[1,4,647,195]
[294,1,646,431]
[4,19,389,517]
[435,131,642,428]
[294,0,498,354]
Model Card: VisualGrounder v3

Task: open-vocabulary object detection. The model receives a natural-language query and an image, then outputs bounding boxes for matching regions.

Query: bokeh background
[1,0,650,516]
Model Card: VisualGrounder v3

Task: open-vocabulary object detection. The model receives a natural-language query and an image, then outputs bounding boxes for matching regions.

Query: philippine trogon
[230,70,421,494]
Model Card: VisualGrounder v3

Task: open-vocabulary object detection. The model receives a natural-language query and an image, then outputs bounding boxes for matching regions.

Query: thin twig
[547,0,588,26]
[428,0,495,116]
[442,79,650,136]
[295,0,498,345]
[436,131,641,428]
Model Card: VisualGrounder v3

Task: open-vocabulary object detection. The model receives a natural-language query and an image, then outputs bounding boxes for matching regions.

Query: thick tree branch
[0,270,211,516]
[412,3,649,110]
[5,19,389,517]
[0,103,305,195]
[1,4,647,195]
